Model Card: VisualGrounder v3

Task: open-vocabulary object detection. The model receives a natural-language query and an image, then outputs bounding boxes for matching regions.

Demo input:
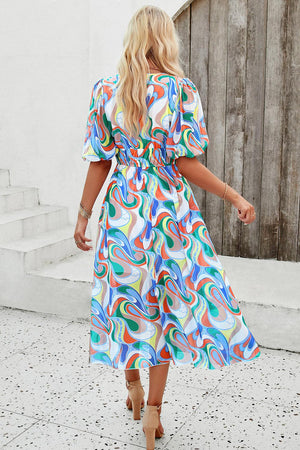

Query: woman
[74,5,261,449]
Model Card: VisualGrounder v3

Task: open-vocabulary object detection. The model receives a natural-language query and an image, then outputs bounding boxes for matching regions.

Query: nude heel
[142,402,163,450]
[126,379,145,420]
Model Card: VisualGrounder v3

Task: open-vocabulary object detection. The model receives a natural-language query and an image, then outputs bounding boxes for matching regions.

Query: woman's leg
[124,368,140,382]
[148,362,170,405]
[125,369,144,408]
[147,362,170,433]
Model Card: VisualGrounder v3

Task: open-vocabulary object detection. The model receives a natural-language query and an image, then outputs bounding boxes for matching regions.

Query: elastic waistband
[116,162,176,170]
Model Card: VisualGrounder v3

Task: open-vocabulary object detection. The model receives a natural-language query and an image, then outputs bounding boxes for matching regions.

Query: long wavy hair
[116,5,185,139]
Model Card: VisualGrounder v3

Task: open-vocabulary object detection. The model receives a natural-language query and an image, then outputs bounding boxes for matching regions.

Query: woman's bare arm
[80,160,112,211]
[176,156,255,225]
[74,160,112,251]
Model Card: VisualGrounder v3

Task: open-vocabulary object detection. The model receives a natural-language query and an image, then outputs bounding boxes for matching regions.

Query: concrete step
[0,169,10,187]
[0,225,81,273]
[0,252,94,319]
[29,251,94,282]
[0,204,69,244]
[0,232,299,352]
[219,255,300,354]
[12,253,299,353]
[0,185,39,213]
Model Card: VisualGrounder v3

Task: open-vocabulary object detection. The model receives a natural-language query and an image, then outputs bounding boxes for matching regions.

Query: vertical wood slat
[190,0,210,221]
[241,0,268,258]
[298,200,300,262]
[222,0,247,256]
[279,0,300,261]
[174,6,190,78]
[260,0,287,259]
[190,0,209,116]
[205,0,228,254]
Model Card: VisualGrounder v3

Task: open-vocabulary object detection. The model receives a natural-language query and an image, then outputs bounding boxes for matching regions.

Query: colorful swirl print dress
[81,73,261,370]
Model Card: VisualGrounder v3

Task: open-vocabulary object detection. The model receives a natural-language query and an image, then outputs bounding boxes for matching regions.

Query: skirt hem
[88,347,262,371]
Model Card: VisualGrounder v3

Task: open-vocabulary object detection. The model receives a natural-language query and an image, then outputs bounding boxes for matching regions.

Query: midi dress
[81,73,261,370]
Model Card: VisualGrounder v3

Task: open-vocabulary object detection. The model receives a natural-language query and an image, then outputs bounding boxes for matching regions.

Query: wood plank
[172,0,194,21]
[279,0,300,261]
[222,0,247,256]
[259,0,287,259]
[174,6,190,78]
[205,0,228,254]
[189,0,210,221]
[298,199,300,262]
[240,0,268,258]
[190,0,209,115]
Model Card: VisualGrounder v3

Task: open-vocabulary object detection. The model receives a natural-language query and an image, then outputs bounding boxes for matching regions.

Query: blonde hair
[116,5,185,139]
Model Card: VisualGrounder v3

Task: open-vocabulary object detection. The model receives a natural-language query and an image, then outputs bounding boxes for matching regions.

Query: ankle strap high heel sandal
[142,401,164,450]
[125,379,145,420]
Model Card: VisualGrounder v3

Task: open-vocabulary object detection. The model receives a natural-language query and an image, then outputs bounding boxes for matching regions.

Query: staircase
[0,168,92,319]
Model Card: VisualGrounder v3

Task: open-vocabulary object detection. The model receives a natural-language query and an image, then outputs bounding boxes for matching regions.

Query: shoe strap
[146,401,162,410]
[126,379,142,388]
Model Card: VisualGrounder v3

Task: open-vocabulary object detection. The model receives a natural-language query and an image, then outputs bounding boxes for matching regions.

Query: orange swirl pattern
[82,74,261,370]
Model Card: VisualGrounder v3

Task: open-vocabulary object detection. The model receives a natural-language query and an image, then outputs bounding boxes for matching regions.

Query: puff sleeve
[168,77,209,158]
[81,79,117,162]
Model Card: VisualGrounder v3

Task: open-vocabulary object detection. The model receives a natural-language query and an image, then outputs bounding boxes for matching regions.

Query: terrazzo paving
[0,306,299,449]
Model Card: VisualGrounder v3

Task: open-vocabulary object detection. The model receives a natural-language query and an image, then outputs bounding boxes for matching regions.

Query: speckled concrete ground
[0,306,299,449]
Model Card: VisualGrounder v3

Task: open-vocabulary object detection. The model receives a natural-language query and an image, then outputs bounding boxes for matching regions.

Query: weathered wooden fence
[174,0,300,261]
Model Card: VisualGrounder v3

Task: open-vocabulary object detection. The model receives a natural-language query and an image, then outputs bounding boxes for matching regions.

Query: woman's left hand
[74,214,93,251]
[234,196,256,225]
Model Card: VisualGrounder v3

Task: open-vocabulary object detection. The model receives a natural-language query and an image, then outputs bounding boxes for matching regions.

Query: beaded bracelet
[79,202,92,219]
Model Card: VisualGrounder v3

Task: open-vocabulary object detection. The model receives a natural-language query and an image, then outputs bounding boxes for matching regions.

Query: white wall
[0,0,188,241]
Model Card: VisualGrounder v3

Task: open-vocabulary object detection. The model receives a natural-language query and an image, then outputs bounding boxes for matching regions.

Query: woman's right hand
[74,214,93,251]
[233,195,256,225]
